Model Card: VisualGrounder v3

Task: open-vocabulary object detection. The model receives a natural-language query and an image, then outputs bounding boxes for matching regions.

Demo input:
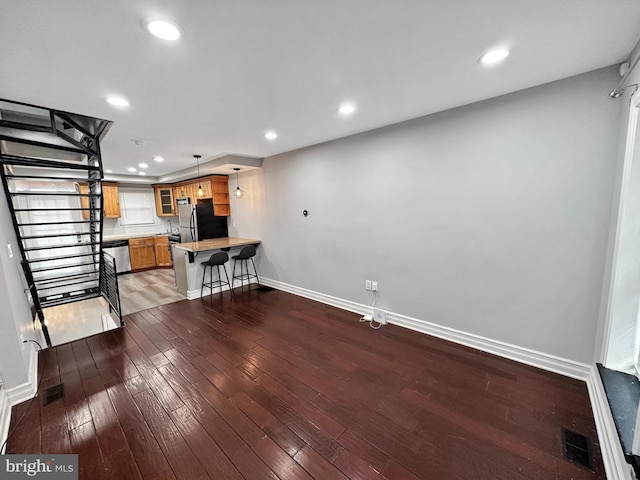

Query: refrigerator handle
[190,208,196,242]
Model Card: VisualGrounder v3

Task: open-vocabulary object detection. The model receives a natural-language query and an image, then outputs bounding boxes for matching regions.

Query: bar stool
[200,251,232,298]
[231,245,259,289]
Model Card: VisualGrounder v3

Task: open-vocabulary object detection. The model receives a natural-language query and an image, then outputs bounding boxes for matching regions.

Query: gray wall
[0,185,37,389]
[230,67,621,364]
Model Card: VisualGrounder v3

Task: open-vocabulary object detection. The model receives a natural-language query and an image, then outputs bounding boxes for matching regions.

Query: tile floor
[118,269,186,316]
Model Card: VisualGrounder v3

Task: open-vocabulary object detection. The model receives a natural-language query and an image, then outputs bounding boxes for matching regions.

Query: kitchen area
[101,169,261,311]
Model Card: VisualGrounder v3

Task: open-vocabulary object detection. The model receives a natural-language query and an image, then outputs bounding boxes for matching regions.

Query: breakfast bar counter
[173,237,261,253]
[172,237,261,298]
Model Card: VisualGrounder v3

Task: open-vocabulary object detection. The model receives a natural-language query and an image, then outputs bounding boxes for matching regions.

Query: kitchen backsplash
[103,216,179,237]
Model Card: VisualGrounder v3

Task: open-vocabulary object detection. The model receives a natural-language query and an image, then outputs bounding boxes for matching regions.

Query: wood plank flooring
[6,288,605,479]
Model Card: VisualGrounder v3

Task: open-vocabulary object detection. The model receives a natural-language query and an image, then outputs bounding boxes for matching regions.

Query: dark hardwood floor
[6,287,605,479]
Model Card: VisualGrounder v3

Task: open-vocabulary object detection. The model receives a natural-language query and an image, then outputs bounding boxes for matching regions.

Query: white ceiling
[1,0,639,181]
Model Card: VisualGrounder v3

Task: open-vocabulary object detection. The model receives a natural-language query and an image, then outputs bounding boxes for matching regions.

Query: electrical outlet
[371,281,378,292]
[365,280,372,291]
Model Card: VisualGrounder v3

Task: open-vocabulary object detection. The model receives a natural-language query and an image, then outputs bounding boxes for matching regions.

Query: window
[119,188,156,225]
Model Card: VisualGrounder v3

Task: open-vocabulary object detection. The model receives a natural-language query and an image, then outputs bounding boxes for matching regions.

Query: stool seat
[201,251,232,298]
[231,245,259,289]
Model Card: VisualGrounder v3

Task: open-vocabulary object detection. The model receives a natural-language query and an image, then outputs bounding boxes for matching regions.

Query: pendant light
[233,167,244,198]
[194,154,203,197]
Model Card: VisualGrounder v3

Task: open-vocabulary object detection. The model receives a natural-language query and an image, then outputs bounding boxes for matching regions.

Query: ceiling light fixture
[106,96,129,107]
[153,156,164,162]
[338,104,356,114]
[264,131,278,140]
[479,48,509,65]
[194,154,203,197]
[138,162,148,169]
[142,17,183,41]
[233,168,244,198]
[139,172,146,176]
[127,167,137,173]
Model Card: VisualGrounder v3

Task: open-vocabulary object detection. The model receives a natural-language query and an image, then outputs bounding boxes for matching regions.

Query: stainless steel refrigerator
[178,204,228,243]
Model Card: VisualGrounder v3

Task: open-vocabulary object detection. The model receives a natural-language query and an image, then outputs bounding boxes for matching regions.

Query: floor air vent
[255,286,276,294]
[562,428,593,470]
[42,384,64,406]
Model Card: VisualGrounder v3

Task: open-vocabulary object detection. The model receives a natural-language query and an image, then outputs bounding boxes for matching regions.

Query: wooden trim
[172,174,228,187]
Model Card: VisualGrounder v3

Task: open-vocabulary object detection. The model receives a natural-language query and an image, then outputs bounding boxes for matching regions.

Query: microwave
[176,197,190,206]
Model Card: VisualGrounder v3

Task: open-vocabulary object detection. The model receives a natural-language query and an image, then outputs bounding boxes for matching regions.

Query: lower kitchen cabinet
[129,237,156,271]
[154,236,172,267]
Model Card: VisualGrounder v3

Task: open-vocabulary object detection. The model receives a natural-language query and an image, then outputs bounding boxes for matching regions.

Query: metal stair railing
[0,98,114,346]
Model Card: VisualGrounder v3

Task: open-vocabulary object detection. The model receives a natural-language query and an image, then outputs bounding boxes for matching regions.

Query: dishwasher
[102,239,132,274]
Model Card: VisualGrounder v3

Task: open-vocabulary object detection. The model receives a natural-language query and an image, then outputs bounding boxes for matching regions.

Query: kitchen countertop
[173,237,261,253]
[103,232,173,242]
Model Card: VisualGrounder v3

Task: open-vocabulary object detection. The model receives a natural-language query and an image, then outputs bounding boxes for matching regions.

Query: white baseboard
[259,277,591,380]
[586,364,636,479]
[6,343,38,406]
[187,278,258,300]
[0,387,9,453]
[0,343,38,453]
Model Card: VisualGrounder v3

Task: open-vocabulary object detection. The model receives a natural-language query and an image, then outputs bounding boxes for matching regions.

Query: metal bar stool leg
[231,259,237,289]
[250,257,259,286]
[201,264,207,298]
[223,264,233,296]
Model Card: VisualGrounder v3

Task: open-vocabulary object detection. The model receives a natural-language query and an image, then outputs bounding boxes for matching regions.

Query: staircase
[0,98,120,346]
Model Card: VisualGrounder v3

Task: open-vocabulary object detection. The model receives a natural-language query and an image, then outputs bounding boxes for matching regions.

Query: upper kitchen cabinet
[168,176,229,215]
[153,185,175,216]
[79,182,120,219]
[102,182,121,218]
[211,176,230,216]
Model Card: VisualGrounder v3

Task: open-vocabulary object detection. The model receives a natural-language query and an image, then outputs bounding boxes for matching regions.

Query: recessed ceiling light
[264,131,278,140]
[142,17,183,41]
[479,48,509,65]
[106,96,129,107]
[139,171,146,176]
[153,156,164,162]
[105,169,113,173]
[127,167,137,173]
[138,162,148,169]
[338,104,356,114]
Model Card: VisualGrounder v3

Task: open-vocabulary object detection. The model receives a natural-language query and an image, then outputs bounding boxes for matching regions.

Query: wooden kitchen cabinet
[78,182,120,219]
[102,182,121,218]
[174,180,212,203]
[199,180,211,198]
[153,185,176,216]
[78,183,90,219]
[154,236,172,267]
[169,175,229,214]
[129,237,156,271]
[211,176,230,216]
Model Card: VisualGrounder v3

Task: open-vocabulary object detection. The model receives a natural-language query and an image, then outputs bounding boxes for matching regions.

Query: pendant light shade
[233,167,244,198]
[194,154,203,197]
